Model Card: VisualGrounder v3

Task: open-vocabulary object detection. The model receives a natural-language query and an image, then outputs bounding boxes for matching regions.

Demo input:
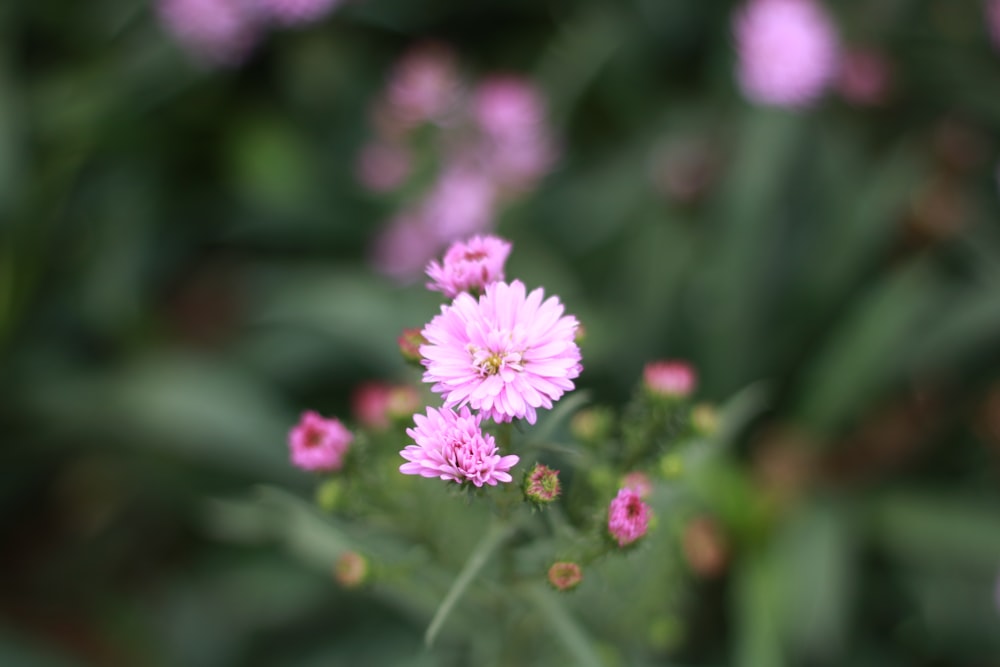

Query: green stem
[425,517,519,647]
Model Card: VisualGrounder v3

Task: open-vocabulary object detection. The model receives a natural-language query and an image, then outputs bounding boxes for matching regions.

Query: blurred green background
[3,0,1000,665]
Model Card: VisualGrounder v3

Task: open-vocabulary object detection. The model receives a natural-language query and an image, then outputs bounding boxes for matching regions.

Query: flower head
[608,487,652,547]
[420,280,582,424]
[426,235,512,298]
[289,411,353,472]
[356,141,412,193]
[472,76,547,140]
[385,42,461,127]
[547,561,583,591]
[400,406,519,487]
[524,463,561,504]
[157,0,260,67]
[643,360,697,398]
[732,0,840,107]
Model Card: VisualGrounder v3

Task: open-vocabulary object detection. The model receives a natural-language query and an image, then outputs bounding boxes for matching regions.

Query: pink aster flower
[370,212,443,283]
[399,406,519,486]
[421,166,497,242]
[472,76,547,140]
[425,235,512,298]
[607,487,652,547]
[257,0,339,25]
[420,280,583,425]
[289,411,353,472]
[157,0,260,67]
[643,360,697,398]
[385,42,462,127]
[732,0,840,108]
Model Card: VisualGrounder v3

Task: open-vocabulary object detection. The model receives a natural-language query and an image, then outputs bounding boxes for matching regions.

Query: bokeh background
[4,0,1000,665]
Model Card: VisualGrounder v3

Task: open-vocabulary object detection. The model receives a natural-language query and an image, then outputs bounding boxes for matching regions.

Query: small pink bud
[334,551,369,588]
[524,463,561,504]
[547,561,583,591]
[643,360,697,398]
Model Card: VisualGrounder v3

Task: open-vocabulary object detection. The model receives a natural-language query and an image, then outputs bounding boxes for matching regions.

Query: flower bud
[397,327,426,365]
[334,551,369,588]
[523,463,561,504]
[643,360,697,399]
[570,407,614,444]
[547,561,583,591]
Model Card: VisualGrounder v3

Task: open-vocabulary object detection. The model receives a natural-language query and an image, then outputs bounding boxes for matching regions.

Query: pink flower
[257,0,339,25]
[471,76,557,192]
[837,48,891,106]
[420,280,583,425]
[607,487,652,547]
[352,382,420,430]
[732,0,840,107]
[472,76,547,140]
[425,235,512,298]
[157,0,260,67]
[385,43,462,127]
[643,360,697,398]
[356,141,412,193]
[289,411,353,472]
[421,166,497,242]
[399,406,519,486]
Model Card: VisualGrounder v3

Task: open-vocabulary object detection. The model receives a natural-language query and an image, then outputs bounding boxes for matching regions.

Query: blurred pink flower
[837,48,891,106]
[400,406,519,486]
[352,382,420,430]
[472,76,557,191]
[473,76,547,140]
[732,0,840,107]
[158,0,260,67]
[356,141,412,193]
[425,234,512,298]
[289,411,353,472]
[643,360,697,398]
[370,213,442,283]
[258,0,339,25]
[422,166,497,241]
[420,280,582,425]
[385,43,462,127]
[547,561,583,591]
[608,487,652,547]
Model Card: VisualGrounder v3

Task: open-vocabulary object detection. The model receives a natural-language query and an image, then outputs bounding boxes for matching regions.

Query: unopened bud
[334,551,369,588]
[659,454,683,479]
[524,463,561,504]
[547,561,583,591]
[643,360,697,399]
[398,327,426,365]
